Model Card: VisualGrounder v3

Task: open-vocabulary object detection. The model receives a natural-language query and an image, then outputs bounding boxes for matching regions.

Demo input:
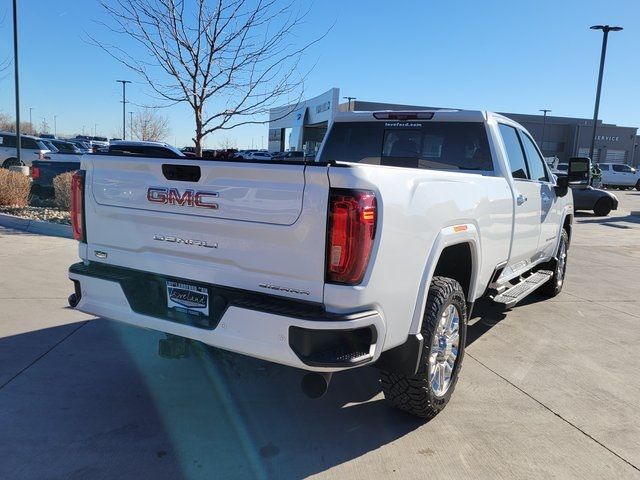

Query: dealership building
[268,88,639,165]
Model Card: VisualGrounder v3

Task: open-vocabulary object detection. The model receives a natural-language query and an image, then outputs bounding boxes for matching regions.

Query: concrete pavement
[1,191,639,479]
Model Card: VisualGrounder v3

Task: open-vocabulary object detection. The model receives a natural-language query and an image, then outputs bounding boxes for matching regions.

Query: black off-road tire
[539,229,569,298]
[379,276,467,420]
[635,181,640,191]
[593,197,612,216]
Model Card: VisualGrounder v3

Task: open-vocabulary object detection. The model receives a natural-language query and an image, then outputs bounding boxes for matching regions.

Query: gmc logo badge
[147,187,219,210]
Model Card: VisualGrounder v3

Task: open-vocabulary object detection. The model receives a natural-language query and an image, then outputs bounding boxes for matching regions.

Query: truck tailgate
[83,156,330,302]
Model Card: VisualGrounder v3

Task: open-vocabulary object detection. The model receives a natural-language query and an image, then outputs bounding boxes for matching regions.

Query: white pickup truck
[68,110,574,419]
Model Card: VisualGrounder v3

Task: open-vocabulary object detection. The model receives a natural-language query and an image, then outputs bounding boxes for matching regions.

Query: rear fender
[408,223,480,335]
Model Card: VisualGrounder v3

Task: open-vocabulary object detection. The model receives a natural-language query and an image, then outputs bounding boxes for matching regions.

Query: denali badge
[153,235,218,249]
[259,283,310,296]
[147,187,219,209]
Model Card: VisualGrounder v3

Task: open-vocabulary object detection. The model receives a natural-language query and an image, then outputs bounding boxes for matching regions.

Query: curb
[0,212,72,239]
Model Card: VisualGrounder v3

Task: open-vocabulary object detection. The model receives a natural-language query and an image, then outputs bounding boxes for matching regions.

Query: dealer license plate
[166,281,209,316]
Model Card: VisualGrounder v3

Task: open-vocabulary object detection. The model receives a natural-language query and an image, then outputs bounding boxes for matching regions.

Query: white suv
[0,132,50,167]
[600,163,640,190]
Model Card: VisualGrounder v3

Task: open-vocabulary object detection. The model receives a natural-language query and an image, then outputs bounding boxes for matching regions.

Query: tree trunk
[194,106,203,157]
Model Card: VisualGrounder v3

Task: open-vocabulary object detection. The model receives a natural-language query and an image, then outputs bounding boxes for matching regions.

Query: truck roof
[333,110,491,123]
[332,110,531,133]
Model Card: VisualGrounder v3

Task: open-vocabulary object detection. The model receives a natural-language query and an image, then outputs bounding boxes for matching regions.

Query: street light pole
[12,0,21,164]
[343,96,357,112]
[116,80,131,140]
[588,25,622,162]
[129,111,134,140]
[539,109,551,152]
[54,115,57,137]
[29,107,33,134]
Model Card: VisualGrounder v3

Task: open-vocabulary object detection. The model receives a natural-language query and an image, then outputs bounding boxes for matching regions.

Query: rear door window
[1,135,16,148]
[320,121,493,172]
[498,124,529,180]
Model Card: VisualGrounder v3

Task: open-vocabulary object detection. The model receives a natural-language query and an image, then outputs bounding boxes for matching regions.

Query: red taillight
[31,166,40,180]
[326,189,377,285]
[71,170,86,242]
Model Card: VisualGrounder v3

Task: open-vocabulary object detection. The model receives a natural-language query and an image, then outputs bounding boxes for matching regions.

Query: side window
[519,132,548,182]
[600,164,610,171]
[22,137,39,149]
[612,164,631,173]
[2,135,17,148]
[498,124,529,179]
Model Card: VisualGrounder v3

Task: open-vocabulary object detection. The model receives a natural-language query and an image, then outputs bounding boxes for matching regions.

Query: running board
[492,270,553,307]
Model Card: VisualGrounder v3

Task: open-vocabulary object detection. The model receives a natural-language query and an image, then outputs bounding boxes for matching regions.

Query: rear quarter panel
[325,164,513,350]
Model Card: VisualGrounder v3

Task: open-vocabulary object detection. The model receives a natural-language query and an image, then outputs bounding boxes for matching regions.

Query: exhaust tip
[301,372,332,399]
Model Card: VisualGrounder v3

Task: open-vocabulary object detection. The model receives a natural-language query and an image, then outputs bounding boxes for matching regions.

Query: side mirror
[568,156,591,184]
[554,175,569,197]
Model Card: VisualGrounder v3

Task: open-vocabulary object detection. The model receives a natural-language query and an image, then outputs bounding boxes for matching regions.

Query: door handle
[517,194,527,206]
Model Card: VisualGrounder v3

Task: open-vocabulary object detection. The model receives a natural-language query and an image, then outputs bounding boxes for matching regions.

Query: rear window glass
[319,121,493,171]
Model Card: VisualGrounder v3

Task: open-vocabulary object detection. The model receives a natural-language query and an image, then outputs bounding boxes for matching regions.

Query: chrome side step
[492,270,553,307]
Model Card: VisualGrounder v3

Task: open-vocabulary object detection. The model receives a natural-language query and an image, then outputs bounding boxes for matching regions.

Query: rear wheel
[2,158,21,168]
[636,181,640,191]
[539,229,568,298]
[380,276,467,420]
[593,197,612,216]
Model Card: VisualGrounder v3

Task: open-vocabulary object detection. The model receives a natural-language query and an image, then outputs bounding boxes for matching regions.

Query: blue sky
[0,0,638,148]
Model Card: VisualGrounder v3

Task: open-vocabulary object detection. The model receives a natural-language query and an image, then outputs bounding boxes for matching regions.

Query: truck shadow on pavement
[0,319,423,480]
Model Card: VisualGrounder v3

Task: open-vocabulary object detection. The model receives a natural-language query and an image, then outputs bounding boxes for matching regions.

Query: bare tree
[39,118,51,135]
[0,112,12,131]
[131,107,171,142]
[93,0,323,156]
[0,113,30,134]
[217,136,237,150]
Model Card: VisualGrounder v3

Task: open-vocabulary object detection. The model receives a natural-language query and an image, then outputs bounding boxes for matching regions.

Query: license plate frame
[166,280,209,317]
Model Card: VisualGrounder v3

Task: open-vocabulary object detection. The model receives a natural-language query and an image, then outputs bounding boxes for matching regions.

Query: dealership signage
[315,101,331,114]
[595,135,619,142]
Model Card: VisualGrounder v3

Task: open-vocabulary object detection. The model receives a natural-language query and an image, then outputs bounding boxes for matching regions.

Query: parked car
[64,140,92,153]
[50,140,83,155]
[40,140,59,153]
[242,151,272,161]
[555,169,618,216]
[31,159,80,196]
[276,150,304,161]
[68,110,575,419]
[599,163,640,190]
[105,140,185,158]
[0,132,50,167]
[39,133,57,139]
[570,185,618,216]
[233,149,259,159]
[40,139,85,163]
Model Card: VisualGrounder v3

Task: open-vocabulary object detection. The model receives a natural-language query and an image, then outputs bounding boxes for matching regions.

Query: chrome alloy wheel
[428,304,460,397]
[556,237,567,287]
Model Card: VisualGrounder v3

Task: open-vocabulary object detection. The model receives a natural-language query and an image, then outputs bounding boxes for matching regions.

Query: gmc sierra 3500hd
[68,110,574,419]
